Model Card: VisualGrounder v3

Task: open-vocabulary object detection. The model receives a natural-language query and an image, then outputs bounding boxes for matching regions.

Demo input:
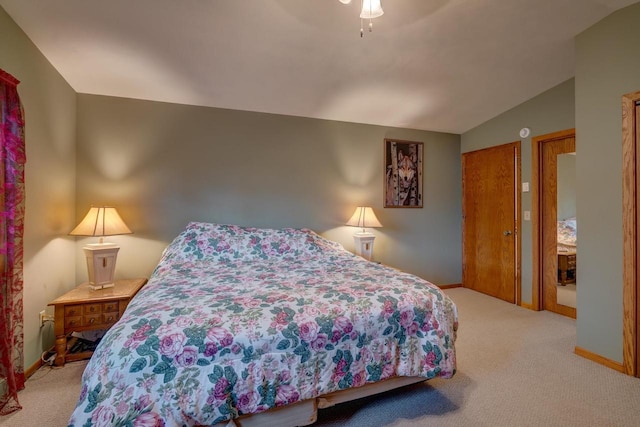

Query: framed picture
[384,139,423,208]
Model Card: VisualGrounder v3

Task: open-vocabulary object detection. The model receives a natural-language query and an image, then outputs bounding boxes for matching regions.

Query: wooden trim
[520,302,534,310]
[438,283,462,289]
[516,142,522,306]
[24,358,43,380]
[622,90,640,377]
[531,129,576,313]
[24,343,59,379]
[575,346,625,373]
[461,153,467,289]
[532,136,541,311]
[531,137,542,311]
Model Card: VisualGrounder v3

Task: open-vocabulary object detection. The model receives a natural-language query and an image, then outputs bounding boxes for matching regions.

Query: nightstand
[48,278,147,366]
[558,252,577,285]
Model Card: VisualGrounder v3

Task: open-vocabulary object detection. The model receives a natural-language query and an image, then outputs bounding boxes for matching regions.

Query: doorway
[532,129,576,318]
[462,142,521,304]
[622,90,640,377]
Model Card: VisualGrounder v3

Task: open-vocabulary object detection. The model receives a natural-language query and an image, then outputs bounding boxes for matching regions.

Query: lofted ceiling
[1,0,637,134]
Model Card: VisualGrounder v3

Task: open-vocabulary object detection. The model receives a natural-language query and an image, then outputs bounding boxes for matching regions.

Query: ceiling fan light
[360,0,384,19]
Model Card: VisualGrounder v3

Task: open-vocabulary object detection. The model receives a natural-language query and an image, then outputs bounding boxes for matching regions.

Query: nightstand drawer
[84,303,102,315]
[84,313,102,327]
[65,305,83,317]
[102,312,119,324]
[103,301,119,312]
[65,316,83,329]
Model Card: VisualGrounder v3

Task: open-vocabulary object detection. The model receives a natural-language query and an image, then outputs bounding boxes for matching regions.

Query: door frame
[462,141,521,305]
[622,90,640,377]
[532,128,576,314]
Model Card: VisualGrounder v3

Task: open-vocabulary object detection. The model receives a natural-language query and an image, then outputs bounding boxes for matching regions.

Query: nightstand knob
[107,316,113,322]
[69,320,76,326]
[89,318,95,324]
[69,310,76,315]
[90,306,95,312]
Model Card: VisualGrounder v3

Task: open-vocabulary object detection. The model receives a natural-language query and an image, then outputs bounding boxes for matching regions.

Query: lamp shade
[360,0,384,19]
[70,206,132,237]
[346,206,383,229]
[70,206,131,290]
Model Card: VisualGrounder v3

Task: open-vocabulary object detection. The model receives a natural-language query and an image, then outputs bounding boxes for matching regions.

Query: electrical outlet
[39,310,54,327]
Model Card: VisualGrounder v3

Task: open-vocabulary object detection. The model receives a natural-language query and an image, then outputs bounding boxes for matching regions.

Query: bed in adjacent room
[68,222,458,427]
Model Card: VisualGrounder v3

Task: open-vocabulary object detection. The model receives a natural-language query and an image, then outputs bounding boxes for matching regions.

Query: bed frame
[212,376,425,426]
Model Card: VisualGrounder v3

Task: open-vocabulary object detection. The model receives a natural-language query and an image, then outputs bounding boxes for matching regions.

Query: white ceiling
[1,0,637,134]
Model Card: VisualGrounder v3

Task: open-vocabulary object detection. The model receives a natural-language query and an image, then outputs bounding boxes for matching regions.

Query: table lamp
[70,206,132,290]
[346,206,382,261]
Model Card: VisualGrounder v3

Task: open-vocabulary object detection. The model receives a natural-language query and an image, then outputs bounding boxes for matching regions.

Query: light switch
[524,211,531,221]
[522,182,530,192]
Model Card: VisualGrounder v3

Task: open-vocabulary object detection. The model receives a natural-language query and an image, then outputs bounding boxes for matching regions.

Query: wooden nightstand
[558,252,577,285]
[48,278,147,366]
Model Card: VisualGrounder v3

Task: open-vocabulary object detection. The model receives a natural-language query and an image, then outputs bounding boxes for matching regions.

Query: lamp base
[353,232,376,261]
[83,243,120,291]
[88,283,115,291]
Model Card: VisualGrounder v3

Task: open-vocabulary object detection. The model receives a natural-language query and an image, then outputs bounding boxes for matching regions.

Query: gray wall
[557,154,576,221]
[0,7,77,368]
[574,2,640,363]
[75,95,462,285]
[461,2,640,363]
[461,78,575,304]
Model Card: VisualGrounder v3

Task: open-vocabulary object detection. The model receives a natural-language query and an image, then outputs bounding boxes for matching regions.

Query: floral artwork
[69,223,458,426]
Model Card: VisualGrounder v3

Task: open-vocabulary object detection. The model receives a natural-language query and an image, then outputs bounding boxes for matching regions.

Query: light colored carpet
[2,288,640,427]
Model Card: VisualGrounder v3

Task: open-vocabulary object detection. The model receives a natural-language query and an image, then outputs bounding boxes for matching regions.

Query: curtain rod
[0,69,20,87]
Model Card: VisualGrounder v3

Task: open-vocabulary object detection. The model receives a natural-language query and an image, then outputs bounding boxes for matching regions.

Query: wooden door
[622,91,640,376]
[636,101,640,377]
[540,135,576,318]
[463,142,520,303]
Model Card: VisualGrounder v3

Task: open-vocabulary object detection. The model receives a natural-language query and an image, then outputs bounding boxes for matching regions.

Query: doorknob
[503,230,512,236]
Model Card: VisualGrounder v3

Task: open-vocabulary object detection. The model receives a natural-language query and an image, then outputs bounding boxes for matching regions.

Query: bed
[68,222,458,427]
[557,217,577,285]
[557,217,577,253]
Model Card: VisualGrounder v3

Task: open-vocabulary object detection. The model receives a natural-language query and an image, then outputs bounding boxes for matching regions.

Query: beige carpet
[3,288,640,427]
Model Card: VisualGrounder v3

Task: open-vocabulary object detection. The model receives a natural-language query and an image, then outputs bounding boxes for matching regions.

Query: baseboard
[438,283,462,289]
[575,346,625,373]
[25,358,43,379]
[24,344,57,379]
[520,302,534,310]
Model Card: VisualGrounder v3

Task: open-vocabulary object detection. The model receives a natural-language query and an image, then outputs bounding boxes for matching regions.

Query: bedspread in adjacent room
[557,217,577,252]
[68,223,458,427]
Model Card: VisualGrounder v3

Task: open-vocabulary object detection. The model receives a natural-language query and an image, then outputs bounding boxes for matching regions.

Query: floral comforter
[69,223,458,427]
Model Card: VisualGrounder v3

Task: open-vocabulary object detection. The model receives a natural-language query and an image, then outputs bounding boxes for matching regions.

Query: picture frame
[384,139,423,208]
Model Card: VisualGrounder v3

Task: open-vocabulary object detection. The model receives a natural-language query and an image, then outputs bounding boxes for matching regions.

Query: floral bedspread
[69,223,458,427]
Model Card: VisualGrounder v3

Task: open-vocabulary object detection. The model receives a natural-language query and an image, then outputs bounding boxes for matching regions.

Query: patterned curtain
[0,69,26,416]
